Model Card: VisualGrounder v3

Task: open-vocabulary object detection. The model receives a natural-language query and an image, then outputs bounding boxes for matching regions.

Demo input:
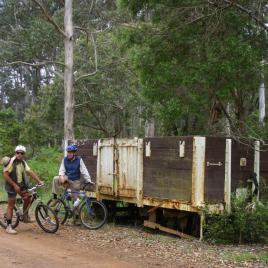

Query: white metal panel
[97,139,114,195]
[117,138,143,199]
[254,140,260,201]
[97,138,143,204]
[224,139,232,214]
[192,136,206,207]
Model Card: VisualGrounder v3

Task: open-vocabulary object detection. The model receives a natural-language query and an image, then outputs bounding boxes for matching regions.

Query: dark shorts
[5,182,28,199]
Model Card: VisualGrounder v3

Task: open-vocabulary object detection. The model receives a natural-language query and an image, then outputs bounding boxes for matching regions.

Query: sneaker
[23,214,34,223]
[6,225,17,234]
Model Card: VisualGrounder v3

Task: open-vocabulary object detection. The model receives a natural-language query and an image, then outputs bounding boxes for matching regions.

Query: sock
[7,219,11,225]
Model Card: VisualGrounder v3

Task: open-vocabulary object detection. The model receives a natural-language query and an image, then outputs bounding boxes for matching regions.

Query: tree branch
[31,0,67,38]
[207,0,268,32]
[75,33,98,82]
[5,60,65,67]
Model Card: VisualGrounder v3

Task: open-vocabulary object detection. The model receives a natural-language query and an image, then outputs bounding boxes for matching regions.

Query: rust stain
[122,172,127,189]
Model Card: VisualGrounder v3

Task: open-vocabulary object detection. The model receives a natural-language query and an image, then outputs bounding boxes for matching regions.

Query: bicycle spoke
[35,205,59,233]
[79,199,107,230]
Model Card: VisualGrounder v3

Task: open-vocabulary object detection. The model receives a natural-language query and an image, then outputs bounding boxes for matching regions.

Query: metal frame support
[224,139,232,214]
[192,137,206,207]
[254,141,260,201]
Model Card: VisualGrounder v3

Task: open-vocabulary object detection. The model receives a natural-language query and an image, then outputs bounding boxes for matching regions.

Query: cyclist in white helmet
[3,145,44,234]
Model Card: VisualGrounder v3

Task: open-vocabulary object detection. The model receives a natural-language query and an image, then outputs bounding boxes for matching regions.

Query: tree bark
[64,0,74,141]
[259,81,265,127]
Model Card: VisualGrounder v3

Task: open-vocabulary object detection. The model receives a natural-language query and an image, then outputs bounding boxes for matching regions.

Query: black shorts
[6,182,28,199]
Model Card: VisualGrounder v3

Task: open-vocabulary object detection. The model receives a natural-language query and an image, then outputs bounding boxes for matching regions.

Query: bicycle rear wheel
[79,199,107,230]
[0,201,19,229]
[35,204,59,233]
[47,198,68,224]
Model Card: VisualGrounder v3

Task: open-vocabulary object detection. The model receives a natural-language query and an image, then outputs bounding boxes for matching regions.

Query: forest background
[0,0,268,156]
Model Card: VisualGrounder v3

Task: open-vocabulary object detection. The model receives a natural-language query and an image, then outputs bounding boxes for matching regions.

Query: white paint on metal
[179,141,185,158]
[206,161,222,167]
[136,139,144,206]
[93,142,98,156]
[254,140,260,200]
[145,141,151,157]
[192,136,206,207]
[224,139,232,214]
[97,138,143,204]
[117,138,143,202]
[240,158,247,167]
[96,139,114,195]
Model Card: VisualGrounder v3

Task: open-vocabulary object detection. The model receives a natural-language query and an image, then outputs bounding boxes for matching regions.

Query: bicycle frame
[15,184,44,221]
[61,189,88,215]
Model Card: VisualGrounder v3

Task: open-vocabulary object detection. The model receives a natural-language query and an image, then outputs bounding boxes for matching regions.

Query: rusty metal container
[76,136,264,212]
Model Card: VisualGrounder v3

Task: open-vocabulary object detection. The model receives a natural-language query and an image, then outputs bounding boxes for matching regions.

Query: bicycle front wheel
[47,198,68,224]
[35,204,59,233]
[0,201,19,229]
[79,199,107,230]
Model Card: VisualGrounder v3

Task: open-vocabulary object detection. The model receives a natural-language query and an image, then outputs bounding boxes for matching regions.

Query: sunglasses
[16,151,25,155]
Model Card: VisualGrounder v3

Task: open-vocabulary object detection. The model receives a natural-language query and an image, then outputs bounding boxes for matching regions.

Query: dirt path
[0,222,267,268]
[0,224,135,268]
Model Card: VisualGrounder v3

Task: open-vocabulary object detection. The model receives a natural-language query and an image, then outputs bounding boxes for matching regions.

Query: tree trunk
[64,0,74,142]
[145,119,155,137]
[259,81,265,127]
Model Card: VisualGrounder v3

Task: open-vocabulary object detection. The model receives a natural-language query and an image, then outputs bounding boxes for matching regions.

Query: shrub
[204,196,268,244]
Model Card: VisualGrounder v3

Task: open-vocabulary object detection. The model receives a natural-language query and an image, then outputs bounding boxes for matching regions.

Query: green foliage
[27,147,62,199]
[204,196,268,244]
[0,108,21,155]
[117,0,267,135]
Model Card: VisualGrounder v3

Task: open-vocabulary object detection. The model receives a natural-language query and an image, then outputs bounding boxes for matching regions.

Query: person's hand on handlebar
[38,181,45,186]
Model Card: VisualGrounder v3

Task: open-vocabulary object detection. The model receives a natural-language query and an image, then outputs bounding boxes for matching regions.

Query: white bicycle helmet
[15,145,26,153]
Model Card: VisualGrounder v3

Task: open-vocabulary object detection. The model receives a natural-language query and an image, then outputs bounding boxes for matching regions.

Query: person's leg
[52,176,64,198]
[6,195,17,234]
[50,176,68,206]
[19,191,33,223]
[6,196,15,222]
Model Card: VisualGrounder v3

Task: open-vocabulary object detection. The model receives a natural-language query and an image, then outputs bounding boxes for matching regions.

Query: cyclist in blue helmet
[51,144,94,204]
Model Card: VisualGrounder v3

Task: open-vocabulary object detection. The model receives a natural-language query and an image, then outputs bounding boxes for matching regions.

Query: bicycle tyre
[47,198,68,224]
[79,199,107,230]
[0,201,19,229]
[35,204,59,233]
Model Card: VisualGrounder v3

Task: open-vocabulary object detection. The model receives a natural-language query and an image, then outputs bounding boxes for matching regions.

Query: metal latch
[179,141,185,158]
[207,161,223,167]
[145,142,151,157]
[93,142,98,156]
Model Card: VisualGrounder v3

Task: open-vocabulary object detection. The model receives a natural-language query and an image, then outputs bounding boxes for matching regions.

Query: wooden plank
[144,220,196,240]
[204,137,225,203]
[231,141,255,192]
[76,139,98,189]
[143,137,193,202]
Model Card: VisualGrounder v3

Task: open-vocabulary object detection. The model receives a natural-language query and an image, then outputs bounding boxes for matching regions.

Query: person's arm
[58,159,66,181]
[80,158,93,183]
[3,171,20,193]
[26,170,43,184]
[24,161,43,184]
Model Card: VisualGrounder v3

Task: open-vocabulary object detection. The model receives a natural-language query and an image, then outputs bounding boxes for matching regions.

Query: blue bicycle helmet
[66,144,77,152]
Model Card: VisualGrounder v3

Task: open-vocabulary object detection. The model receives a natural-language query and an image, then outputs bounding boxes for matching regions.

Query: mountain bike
[0,184,59,233]
[47,183,107,230]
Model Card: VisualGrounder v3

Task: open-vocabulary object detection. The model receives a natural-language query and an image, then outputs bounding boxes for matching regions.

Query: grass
[224,251,268,265]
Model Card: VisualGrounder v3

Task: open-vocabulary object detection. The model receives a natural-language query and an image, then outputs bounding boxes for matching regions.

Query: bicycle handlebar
[27,183,45,192]
[81,181,95,190]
